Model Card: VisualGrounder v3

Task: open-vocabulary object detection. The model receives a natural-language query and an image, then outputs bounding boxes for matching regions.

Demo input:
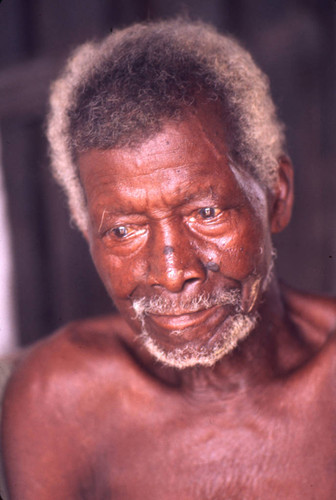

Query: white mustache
[132,289,241,318]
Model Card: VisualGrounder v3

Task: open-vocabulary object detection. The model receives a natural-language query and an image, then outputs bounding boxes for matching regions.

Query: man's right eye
[102,224,147,244]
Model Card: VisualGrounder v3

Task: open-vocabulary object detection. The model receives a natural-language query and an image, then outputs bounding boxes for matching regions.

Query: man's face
[79,108,275,368]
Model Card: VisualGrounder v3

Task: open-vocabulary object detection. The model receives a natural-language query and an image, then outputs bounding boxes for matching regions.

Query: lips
[147,304,223,331]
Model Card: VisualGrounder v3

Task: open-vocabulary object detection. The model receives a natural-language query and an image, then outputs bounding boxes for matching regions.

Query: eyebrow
[95,184,219,225]
[182,185,217,203]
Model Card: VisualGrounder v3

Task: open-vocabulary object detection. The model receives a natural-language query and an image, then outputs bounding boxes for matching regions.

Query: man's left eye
[112,225,128,238]
[199,207,220,219]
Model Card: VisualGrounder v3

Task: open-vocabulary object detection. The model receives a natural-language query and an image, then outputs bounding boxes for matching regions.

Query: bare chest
[83,392,336,500]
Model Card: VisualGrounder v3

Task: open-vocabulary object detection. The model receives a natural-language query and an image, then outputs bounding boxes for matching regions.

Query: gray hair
[47,18,285,233]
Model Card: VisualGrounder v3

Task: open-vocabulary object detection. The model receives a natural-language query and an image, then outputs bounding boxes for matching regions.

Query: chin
[139,312,258,369]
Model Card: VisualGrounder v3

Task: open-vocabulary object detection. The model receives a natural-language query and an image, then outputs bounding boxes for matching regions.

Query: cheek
[204,213,271,280]
[90,241,145,300]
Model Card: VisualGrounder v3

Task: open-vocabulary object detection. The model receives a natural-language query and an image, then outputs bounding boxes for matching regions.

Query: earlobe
[270,156,294,234]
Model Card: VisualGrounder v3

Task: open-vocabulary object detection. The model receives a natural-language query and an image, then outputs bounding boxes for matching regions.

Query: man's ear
[270,155,294,234]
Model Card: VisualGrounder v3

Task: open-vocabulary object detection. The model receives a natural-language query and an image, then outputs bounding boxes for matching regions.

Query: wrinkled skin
[2,107,336,499]
[83,107,274,365]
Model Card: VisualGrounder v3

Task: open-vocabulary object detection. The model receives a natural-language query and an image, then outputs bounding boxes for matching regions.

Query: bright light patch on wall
[0,131,17,355]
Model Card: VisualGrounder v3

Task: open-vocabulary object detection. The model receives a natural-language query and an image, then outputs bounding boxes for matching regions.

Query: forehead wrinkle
[89,168,227,219]
[106,179,214,218]
[120,146,185,179]
[119,125,225,179]
[123,163,197,179]
[184,183,217,202]
[158,179,188,209]
[114,178,218,215]
[131,143,182,158]
[152,182,219,216]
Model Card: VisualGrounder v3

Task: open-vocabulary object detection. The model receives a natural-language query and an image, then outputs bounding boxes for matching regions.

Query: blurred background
[0,0,335,352]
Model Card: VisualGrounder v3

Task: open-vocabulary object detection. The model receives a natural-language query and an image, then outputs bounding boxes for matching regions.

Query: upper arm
[1,321,132,500]
[1,354,83,499]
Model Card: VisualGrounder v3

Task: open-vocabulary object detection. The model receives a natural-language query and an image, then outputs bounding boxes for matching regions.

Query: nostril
[184,277,199,286]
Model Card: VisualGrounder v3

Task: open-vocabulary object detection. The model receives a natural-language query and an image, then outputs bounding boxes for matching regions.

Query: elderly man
[2,18,336,499]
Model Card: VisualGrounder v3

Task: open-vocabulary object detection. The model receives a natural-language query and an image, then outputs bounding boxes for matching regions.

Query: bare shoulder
[281,282,336,343]
[1,314,153,497]
[281,283,336,390]
[3,313,146,411]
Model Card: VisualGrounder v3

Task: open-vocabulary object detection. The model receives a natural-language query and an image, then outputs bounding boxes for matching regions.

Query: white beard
[132,287,259,369]
[131,254,276,369]
[138,312,258,369]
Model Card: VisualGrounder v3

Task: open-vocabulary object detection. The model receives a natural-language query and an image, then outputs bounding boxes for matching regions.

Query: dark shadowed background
[0,0,335,347]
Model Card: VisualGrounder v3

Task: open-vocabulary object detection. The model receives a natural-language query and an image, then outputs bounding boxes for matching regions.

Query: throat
[177,284,289,400]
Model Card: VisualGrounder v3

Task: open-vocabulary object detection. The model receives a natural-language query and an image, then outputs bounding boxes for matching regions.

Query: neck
[176,277,303,401]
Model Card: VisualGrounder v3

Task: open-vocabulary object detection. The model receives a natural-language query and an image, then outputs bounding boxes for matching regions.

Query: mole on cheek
[205,261,220,272]
[163,246,174,255]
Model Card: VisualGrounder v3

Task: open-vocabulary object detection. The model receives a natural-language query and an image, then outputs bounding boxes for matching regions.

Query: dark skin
[2,107,336,499]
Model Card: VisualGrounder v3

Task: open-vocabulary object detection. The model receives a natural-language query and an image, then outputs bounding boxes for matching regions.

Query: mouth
[147,304,225,331]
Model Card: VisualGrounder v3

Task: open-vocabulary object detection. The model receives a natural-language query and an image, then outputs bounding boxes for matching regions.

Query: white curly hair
[47,18,285,233]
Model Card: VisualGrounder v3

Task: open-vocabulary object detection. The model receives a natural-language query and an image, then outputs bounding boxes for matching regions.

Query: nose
[147,220,206,292]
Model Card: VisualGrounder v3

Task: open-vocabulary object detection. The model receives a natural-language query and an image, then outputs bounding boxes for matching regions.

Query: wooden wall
[0,0,335,346]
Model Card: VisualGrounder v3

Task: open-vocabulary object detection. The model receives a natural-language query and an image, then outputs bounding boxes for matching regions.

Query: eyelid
[185,205,237,236]
[102,224,147,241]
[191,206,222,220]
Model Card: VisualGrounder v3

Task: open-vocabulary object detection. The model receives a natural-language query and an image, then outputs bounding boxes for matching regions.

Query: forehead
[78,108,262,213]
